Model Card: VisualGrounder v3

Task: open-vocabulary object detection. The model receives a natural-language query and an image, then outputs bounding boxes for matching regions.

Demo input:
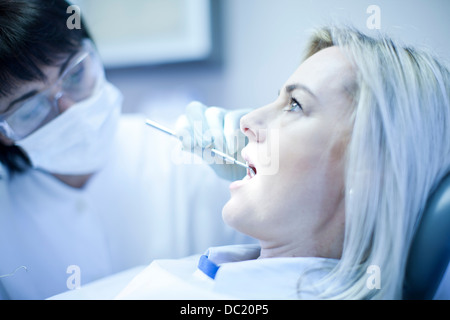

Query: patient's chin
[222,196,246,230]
[221,197,253,237]
[221,199,236,227]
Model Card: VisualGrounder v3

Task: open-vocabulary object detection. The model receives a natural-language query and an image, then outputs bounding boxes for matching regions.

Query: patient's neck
[258,201,345,260]
[258,242,319,259]
[258,240,342,260]
[258,217,344,260]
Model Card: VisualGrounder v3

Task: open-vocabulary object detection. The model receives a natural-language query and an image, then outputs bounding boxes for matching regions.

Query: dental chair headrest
[403,173,450,300]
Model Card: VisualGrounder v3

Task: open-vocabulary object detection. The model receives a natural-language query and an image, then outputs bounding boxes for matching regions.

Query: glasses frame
[0,39,105,141]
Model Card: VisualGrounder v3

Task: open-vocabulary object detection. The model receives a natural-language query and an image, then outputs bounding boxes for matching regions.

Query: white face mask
[16,82,123,175]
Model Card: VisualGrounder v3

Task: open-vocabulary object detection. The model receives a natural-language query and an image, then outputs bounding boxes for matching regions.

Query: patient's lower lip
[229,175,250,190]
[229,180,244,190]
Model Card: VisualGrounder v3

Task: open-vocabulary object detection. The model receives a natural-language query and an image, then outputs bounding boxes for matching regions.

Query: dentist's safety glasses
[0,39,105,141]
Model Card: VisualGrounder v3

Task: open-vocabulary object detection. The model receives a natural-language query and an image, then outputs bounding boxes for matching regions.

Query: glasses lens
[61,46,104,103]
[7,96,54,140]
[1,40,104,141]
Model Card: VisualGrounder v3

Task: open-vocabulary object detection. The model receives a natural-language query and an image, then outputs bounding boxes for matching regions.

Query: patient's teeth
[246,161,256,179]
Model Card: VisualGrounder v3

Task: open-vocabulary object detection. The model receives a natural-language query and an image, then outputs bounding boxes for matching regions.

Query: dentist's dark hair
[0,0,91,174]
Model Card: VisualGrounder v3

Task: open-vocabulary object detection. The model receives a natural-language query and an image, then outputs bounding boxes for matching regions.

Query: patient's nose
[240,106,270,143]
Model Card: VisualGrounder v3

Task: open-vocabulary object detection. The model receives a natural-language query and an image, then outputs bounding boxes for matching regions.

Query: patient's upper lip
[242,149,257,176]
[241,149,251,166]
[229,148,256,190]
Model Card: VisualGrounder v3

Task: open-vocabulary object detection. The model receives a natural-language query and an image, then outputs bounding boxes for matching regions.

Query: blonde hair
[302,26,450,299]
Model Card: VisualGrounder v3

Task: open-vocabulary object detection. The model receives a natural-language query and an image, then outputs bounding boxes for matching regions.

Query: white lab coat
[115,244,339,300]
[0,113,252,300]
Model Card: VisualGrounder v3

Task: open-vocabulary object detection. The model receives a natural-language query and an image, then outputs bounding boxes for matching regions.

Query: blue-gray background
[88,0,450,125]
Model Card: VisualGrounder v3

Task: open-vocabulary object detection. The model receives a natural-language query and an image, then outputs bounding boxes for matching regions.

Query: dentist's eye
[283,98,303,113]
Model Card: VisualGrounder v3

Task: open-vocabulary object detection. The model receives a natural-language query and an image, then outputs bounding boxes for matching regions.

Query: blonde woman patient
[116,25,450,300]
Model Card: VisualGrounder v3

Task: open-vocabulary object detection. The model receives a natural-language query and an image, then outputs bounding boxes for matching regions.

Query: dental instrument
[145,119,255,175]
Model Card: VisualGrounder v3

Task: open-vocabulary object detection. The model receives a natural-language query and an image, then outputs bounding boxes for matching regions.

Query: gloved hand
[175,101,252,181]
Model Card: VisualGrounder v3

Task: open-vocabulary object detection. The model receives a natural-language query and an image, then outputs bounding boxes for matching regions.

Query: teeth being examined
[247,162,256,178]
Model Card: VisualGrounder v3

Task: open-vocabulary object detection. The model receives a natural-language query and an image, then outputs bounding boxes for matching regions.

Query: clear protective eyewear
[0,39,105,141]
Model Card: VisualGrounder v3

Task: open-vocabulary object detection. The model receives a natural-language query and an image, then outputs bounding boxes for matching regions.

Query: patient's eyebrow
[285,83,318,100]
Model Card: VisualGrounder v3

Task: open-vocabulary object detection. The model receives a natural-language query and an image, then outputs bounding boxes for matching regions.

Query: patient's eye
[283,97,303,113]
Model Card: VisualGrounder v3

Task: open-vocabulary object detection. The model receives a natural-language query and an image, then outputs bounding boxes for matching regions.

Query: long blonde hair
[302,26,450,299]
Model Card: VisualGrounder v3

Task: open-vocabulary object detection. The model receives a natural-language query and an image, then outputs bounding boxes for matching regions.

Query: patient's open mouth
[229,158,256,190]
[247,162,257,179]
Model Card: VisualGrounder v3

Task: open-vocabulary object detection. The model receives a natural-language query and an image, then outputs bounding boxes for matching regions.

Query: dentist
[0,0,250,299]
